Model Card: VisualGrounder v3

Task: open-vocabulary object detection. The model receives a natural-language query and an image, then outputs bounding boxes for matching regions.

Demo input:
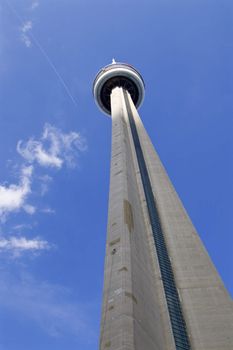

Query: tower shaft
[100,86,233,350]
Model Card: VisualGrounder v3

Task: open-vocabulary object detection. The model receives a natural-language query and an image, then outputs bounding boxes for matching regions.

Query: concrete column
[100,87,175,350]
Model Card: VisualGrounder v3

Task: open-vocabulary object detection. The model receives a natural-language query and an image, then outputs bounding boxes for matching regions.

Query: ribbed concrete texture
[99,86,233,350]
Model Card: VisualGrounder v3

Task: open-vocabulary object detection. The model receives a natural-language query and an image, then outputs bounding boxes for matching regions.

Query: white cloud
[17,123,87,169]
[0,166,33,221]
[0,124,86,224]
[0,236,49,252]
[17,137,62,168]
[20,21,32,48]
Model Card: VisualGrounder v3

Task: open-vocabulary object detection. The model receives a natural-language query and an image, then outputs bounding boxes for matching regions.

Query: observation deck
[93,61,145,115]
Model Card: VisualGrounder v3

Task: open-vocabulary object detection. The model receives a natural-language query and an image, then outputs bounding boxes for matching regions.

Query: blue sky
[0,0,232,349]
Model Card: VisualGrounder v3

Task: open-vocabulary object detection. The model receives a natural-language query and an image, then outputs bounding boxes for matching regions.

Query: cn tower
[93,61,233,350]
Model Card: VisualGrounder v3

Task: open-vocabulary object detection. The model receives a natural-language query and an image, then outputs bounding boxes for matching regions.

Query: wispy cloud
[21,34,31,48]
[13,223,34,231]
[20,20,32,48]
[0,166,33,221]
[39,174,52,196]
[21,21,32,33]
[0,236,50,256]
[17,123,87,168]
[0,271,96,339]
[41,207,55,214]
[23,204,36,215]
[30,1,39,11]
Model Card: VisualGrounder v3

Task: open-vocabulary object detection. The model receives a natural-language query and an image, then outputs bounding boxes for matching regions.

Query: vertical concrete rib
[100,87,173,350]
